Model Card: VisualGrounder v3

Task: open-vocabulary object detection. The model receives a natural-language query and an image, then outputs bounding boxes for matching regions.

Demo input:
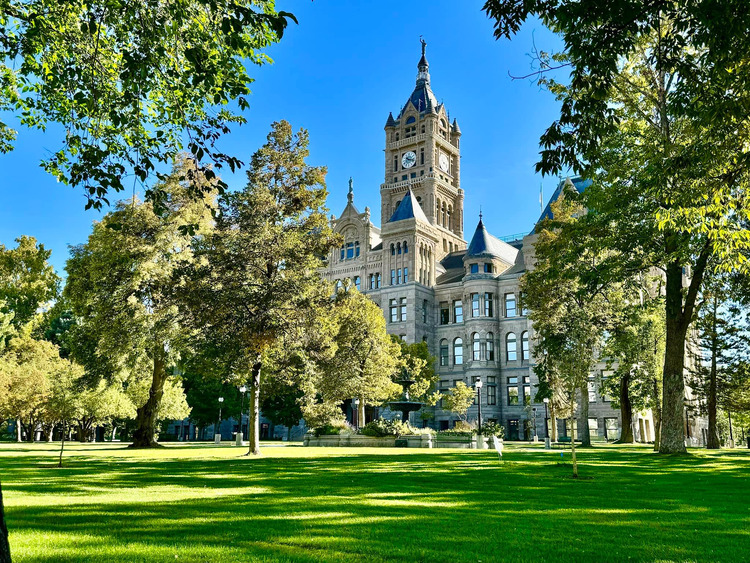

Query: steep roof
[536,177,592,224]
[388,190,429,223]
[465,219,519,264]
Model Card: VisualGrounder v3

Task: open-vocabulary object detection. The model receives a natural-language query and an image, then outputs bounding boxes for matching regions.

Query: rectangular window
[508,386,519,405]
[440,302,450,325]
[471,293,480,317]
[453,300,463,323]
[453,379,462,387]
[389,299,398,323]
[508,376,518,385]
[505,294,517,317]
[391,269,395,285]
[521,292,529,316]
[454,343,463,365]
[439,379,449,390]
[376,273,381,288]
[484,293,494,317]
[484,263,493,273]
[486,337,494,361]
[422,300,428,323]
[507,335,517,361]
[340,248,345,261]
[588,380,597,403]
[470,263,479,274]
[404,267,409,283]
[487,384,497,405]
[393,155,398,172]
[523,386,531,405]
[439,344,449,367]
[397,269,402,284]
[400,297,407,322]
[522,376,530,384]
[354,276,360,291]
[346,242,354,259]
[369,274,375,290]
[355,245,360,258]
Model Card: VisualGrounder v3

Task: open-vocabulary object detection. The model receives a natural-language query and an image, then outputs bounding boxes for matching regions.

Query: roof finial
[420,36,426,57]
[347,177,354,203]
[479,206,483,222]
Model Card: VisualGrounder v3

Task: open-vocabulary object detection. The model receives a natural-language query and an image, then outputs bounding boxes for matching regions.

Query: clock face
[439,153,450,172]
[402,151,417,169]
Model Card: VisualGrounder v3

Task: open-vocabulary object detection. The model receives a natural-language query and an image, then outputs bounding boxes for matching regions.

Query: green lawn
[1,442,748,562]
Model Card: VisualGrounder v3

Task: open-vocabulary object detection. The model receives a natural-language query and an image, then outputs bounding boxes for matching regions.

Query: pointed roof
[536,176,592,224]
[452,118,461,134]
[399,39,439,117]
[388,190,429,223]
[385,112,396,128]
[465,218,519,264]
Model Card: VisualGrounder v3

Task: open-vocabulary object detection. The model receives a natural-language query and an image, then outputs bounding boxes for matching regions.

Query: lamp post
[475,378,483,429]
[215,396,224,444]
[532,407,538,442]
[353,398,360,430]
[543,397,550,449]
[238,385,247,445]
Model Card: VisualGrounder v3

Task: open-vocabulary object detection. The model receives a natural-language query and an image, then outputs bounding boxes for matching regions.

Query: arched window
[340,247,345,261]
[521,331,530,360]
[447,206,452,230]
[355,241,360,258]
[472,333,481,361]
[506,333,517,361]
[486,333,495,361]
[397,242,402,255]
[391,244,395,256]
[403,241,408,253]
[436,199,441,220]
[406,116,416,124]
[376,273,382,288]
[439,339,449,366]
[453,338,463,365]
[368,274,374,290]
[421,124,425,134]
[395,132,400,141]
[335,280,342,292]
[354,276,361,291]
[441,202,446,227]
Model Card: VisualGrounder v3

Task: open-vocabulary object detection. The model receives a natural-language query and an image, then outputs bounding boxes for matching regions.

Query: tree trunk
[246,357,262,456]
[652,374,662,451]
[660,262,690,454]
[578,382,591,447]
[550,410,558,442]
[358,397,366,428]
[617,370,634,443]
[0,481,11,563]
[130,344,168,448]
[706,295,721,449]
[287,426,292,442]
[58,422,66,469]
[570,389,578,478]
[15,420,20,443]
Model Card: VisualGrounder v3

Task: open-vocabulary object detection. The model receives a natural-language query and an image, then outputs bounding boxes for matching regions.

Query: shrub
[479,421,505,438]
[359,419,428,437]
[312,420,353,437]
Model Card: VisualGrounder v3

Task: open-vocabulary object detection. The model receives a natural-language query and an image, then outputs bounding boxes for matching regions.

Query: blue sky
[0,1,567,275]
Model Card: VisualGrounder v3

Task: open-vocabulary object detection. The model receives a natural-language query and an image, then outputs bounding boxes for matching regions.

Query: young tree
[188,121,337,455]
[522,187,617,473]
[485,0,750,454]
[45,360,85,467]
[392,337,439,405]
[0,1,295,210]
[442,382,475,424]
[0,236,59,331]
[64,157,216,447]
[317,289,401,427]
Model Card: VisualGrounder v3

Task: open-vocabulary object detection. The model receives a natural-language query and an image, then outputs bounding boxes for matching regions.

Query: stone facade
[321,44,704,444]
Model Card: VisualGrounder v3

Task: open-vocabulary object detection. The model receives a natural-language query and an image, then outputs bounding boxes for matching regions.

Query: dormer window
[484,263,493,273]
[470,263,479,274]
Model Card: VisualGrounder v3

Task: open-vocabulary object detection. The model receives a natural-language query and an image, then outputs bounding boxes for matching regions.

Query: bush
[359,419,428,437]
[478,421,505,438]
[312,419,354,437]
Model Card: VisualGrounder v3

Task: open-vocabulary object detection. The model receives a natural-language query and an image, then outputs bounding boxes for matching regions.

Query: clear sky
[0,1,568,276]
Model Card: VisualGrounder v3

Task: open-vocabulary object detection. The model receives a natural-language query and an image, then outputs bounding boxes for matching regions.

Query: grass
[1,441,749,562]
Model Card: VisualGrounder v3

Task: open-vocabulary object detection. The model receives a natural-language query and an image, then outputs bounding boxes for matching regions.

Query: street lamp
[543,397,550,449]
[239,385,247,443]
[532,407,538,442]
[216,396,224,442]
[475,378,483,429]
[353,398,360,429]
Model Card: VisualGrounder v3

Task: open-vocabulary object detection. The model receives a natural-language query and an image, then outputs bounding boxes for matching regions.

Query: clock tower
[380,39,465,261]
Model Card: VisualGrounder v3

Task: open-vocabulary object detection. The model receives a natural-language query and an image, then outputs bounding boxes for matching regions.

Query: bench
[552,437,572,449]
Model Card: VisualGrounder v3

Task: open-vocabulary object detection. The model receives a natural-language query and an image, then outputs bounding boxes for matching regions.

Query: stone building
[321,43,703,444]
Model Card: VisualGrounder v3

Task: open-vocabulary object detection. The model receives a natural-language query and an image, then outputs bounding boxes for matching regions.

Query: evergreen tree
[188,121,337,455]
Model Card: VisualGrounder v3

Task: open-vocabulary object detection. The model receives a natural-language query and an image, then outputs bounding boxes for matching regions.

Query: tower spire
[348,177,354,203]
[417,36,429,86]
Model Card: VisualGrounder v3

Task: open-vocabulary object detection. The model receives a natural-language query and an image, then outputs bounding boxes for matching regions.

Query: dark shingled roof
[536,177,592,225]
[388,190,429,223]
[465,219,519,264]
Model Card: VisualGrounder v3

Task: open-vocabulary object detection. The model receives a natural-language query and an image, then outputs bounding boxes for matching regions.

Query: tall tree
[442,381,475,424]
[64,157,215,447]
[0,1,295,210]
[522,185,618,472]
[0,236,59,331]
[188,120,337,455]
[484,0,750,454]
